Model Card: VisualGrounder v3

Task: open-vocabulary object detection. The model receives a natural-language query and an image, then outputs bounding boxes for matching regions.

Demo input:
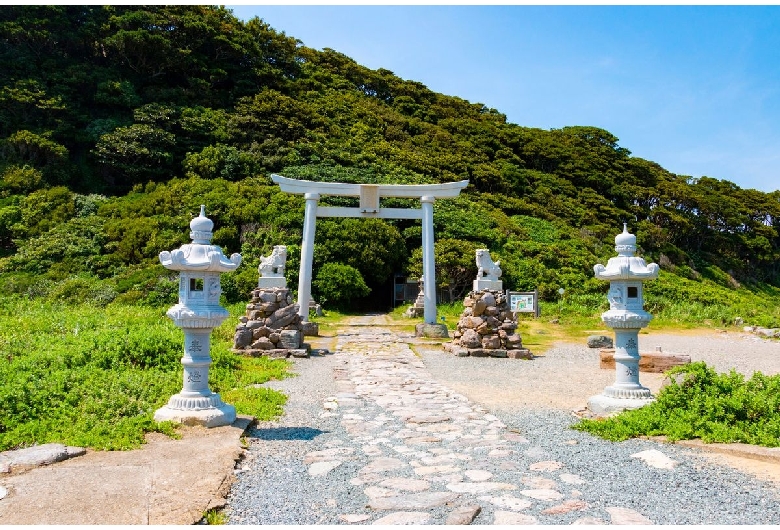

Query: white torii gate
[270,174,469,324]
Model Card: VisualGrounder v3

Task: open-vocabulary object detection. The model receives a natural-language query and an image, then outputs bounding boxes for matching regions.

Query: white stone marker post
[588,224,660,415]
[155,205,242,427]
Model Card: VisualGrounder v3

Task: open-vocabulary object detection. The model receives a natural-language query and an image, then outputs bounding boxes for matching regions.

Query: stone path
[230,319,682,525]
[319,324,651,525]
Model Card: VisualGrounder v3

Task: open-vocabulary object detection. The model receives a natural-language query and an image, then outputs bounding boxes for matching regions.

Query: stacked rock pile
[232,287,317,358]
[443,289,532,359]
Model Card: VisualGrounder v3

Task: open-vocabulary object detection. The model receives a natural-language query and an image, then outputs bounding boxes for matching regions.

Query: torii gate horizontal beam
[316,207,423,219]
[271,174,469,198]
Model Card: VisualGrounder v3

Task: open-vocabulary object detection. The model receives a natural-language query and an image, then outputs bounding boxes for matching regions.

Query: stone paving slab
[0,417,250,525]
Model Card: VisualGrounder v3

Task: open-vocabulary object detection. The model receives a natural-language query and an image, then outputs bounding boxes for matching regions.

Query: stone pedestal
[415,322,449,338]
[444,289,532,359]
[154,398,236,428]
[258,277,286,289]
[587,395,655,416]
[473,279,503,292]
[233,287,313,357]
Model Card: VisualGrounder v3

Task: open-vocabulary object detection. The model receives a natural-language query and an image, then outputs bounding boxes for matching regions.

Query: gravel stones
[225,321,780,525]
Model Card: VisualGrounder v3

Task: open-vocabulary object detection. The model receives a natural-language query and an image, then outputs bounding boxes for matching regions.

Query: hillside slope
[0,5,778,324]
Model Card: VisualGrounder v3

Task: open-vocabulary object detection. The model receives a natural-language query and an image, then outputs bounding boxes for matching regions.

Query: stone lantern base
[587,394,655,416]
[154,393,236,428]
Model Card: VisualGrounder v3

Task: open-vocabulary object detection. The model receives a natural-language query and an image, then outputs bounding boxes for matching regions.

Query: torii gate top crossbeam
[270,174,469,198]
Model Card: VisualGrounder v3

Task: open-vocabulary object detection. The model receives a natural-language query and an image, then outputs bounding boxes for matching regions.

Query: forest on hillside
[1,5,779,320]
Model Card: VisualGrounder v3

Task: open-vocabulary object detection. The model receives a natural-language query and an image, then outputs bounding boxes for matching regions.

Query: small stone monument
[155,205,242,427]
[473,249,502,292]
[405,275,425,318]
[258,245,287,288]
[233,243,317,356]
[588,224,659,415]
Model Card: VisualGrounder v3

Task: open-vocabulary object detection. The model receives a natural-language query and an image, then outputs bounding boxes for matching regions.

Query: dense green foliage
[1,5,779,317]
[573,362,780,447]
[5,5,777,452]
[0,297,291,450]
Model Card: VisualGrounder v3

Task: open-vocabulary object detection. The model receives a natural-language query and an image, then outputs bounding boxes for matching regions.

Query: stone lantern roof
[159,205,242,272]
[594,224,659,281]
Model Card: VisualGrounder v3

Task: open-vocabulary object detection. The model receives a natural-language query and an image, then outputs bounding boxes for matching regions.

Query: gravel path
[225,321,780,525]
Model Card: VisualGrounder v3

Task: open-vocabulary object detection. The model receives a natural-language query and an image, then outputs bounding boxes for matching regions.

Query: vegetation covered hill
[1,5,779,325]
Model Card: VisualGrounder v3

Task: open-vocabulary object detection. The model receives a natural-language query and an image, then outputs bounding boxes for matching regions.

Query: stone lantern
[154,205,242,427]
[588,224,659,415]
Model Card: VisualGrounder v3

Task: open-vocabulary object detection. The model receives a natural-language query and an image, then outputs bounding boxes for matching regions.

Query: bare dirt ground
[418,328,780,412]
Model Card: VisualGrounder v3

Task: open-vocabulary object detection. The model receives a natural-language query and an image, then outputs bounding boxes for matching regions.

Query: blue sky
[227,4,780,193]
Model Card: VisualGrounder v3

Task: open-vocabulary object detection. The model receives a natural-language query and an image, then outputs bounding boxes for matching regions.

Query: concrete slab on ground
[0,416,251,525]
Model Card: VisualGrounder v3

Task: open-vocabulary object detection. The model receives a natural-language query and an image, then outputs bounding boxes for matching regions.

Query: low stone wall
[443,289,532,359]
[744,326,780,339]
[232,287,317,358]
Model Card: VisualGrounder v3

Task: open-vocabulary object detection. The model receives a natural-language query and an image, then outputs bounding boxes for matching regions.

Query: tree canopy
[1,5,778,315]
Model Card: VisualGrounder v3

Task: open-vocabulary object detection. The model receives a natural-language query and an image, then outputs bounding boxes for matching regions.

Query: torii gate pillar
[270,175,468,325]
[298,192,320,323]
[421,196,436,324]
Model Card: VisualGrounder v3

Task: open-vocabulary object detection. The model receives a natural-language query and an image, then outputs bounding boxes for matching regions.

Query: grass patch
[221,386,288,420]
[572,362,780,447]
[202,508,227,525]
[308,307,349,336]
[0,296,292,451]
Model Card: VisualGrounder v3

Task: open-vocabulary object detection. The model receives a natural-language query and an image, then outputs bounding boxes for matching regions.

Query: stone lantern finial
[190,205,214,244]
[614,223,637,256]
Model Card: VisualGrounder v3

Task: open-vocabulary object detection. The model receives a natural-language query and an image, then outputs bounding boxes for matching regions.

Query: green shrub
[573,362,780,447]
[47,275,117,307]
[312,262,370,309]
